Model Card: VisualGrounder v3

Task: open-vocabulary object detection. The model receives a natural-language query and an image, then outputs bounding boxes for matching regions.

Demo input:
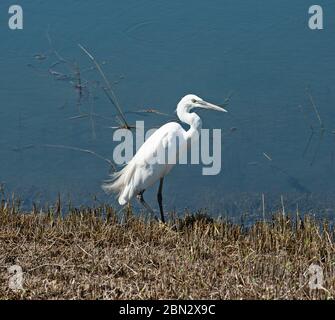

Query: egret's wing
[103,122,185,205]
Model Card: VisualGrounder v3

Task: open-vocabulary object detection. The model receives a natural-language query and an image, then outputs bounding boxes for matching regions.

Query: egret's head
[177,94,228,114]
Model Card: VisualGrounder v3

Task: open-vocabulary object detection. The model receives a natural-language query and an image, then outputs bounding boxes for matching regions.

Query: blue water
[1,0,335,217]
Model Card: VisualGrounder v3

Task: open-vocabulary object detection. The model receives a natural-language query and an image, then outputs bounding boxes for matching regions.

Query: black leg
[136,191,156,219]
[157,178,165,223]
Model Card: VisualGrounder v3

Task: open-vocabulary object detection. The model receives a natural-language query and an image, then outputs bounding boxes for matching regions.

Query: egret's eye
[191,99,197,103]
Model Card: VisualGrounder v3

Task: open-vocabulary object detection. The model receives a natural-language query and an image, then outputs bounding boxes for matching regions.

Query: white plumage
[102,94,227,222]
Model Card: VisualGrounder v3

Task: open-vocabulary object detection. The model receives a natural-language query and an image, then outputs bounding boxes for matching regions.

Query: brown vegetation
[0,201,334,300]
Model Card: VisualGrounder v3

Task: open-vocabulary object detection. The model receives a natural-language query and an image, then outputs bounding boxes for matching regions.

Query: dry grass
[0,200,334,300]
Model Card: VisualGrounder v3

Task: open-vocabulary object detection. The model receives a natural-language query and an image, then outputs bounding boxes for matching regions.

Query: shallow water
[1,0,335,216]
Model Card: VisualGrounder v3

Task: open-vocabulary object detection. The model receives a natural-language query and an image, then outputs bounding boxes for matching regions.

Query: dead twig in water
[219,91,234,109]
[89,90,97,140]
[306,87,324,130]
[68,112,115,122]
[303,129,315,157]
[127,109,170,117]
[101,86,130,129]
[74,62,84,113]
[263,152,273,161]
[305,88,326,166]
[298,104,316,157]
[46,26,67,65]
[78,43,130,130]
[42,144,115,171]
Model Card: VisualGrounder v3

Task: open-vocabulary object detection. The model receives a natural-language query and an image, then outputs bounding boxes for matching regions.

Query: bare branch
[78,44,130,129]
[42,144,115,170]
[306,87,324,129]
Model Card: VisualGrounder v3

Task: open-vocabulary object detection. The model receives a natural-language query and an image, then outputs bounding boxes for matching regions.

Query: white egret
[102,94,227,223]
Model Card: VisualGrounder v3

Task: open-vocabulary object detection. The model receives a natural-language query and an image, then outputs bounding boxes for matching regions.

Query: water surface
[1,0,335,218]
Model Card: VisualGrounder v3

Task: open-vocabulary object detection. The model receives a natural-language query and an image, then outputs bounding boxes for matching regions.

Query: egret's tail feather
[101,170,124,195]
[102,161,136,205]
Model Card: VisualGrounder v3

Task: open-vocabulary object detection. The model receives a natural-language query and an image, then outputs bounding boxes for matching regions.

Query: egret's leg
[136,192,157,220]
[157,178,165,223]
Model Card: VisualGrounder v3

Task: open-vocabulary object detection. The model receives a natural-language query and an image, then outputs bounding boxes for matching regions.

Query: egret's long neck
[177,105,202,140]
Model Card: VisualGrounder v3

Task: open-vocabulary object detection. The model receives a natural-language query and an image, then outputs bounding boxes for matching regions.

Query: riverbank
[0,202,334,299]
